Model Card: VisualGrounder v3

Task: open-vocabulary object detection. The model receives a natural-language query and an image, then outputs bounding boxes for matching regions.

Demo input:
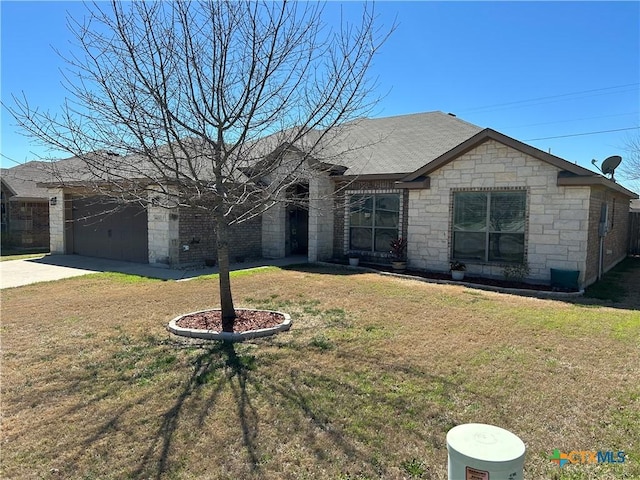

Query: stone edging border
[314,262,584,298]
[167,308,292,342]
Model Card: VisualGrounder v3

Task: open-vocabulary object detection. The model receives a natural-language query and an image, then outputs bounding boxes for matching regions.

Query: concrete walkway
[0,254,308,289]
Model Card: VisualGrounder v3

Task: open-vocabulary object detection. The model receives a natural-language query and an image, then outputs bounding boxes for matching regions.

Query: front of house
[1,163,51,250]
[332,127,635,289]
[41,111,637,289]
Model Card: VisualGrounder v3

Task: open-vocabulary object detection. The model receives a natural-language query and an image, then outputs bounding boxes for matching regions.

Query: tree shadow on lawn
[130,341,259,479]
[125,341,502,479]
[21,329,504,479]
[36,336,489,479]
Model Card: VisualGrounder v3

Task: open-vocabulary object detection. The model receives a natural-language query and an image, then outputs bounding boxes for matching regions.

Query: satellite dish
[601,155,622,175]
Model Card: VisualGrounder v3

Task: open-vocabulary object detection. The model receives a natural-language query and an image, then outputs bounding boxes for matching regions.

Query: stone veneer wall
[148,201,180,266]
[260,154,336,261]
[407,139,592,285]
[48,188,65,254]
[262,201,286,259]
[584,188,631,286]
[308,175,334,261]
[332,179,409,262]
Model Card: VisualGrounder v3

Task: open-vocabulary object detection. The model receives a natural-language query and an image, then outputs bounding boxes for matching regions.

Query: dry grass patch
[1,266,638,479]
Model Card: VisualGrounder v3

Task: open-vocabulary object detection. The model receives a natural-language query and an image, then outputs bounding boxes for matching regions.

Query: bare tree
[621,133,640,194]
[7,0,391,331]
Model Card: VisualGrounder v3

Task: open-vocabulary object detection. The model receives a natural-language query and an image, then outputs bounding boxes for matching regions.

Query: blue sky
[1,1,639,190]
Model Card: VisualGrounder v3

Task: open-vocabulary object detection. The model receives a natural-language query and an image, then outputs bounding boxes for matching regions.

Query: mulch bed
[359,263,577,293]
[176,309,285,332]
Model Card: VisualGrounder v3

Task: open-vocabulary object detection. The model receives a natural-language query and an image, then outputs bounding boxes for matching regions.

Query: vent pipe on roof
[447,113,456,117]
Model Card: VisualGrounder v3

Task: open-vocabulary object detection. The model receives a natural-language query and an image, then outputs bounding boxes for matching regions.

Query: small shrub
[390,237,408,261]
[502,262,530,282]
[449,261,466,271]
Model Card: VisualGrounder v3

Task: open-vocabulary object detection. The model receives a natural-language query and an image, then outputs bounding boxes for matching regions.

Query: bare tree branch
[5,0,393,330]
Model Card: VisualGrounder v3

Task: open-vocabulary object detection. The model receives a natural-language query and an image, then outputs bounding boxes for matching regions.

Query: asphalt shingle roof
[1,161,57,200]
[318,111,483,175]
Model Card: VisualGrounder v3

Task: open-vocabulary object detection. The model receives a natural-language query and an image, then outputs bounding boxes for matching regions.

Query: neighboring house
[1,162,52,249]
[41,111,638,289]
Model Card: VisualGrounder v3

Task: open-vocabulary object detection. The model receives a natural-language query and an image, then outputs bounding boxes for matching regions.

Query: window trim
[451,188,528,264]
[345,190,403,255]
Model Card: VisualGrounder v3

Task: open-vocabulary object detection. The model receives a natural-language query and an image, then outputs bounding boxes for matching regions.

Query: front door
[288,207,308,255]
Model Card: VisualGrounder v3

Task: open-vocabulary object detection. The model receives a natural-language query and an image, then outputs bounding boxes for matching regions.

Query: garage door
[71,196,148,263]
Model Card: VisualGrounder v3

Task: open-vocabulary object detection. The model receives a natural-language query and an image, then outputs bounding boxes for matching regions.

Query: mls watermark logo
[549,449,626,467]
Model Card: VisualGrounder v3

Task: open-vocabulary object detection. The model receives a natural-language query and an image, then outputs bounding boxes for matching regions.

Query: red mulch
[176,309,284,332]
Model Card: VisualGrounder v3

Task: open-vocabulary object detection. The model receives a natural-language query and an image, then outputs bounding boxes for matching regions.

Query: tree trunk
[215,217,236,332]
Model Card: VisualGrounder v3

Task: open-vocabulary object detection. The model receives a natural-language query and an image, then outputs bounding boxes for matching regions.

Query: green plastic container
[550,268,580,290]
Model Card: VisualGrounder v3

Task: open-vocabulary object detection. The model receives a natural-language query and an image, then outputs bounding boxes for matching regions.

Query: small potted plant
[348,253,360,266]
[390,237,408,272]
[450,260,466,280]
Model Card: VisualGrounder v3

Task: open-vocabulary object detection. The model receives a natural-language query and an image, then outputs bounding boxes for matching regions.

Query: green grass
[91,271,163,283]
[198,265,281,281]
[584,257,639,302]
[1,265,639,479]
[0,251,48,261]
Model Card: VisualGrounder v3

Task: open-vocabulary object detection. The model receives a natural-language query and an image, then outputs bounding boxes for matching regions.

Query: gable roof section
[400,128,638,198]
[320,111,483,176]
[1,162,55,200]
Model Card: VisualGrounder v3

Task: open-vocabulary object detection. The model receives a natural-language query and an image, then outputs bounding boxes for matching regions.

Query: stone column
[147,189,180,267]
[308,174,334,262]
[48,188,65,254]
[262,200,286,259]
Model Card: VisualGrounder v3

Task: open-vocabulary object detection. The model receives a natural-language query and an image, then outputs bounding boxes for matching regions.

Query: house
[41,111,638,289]
[630,199,640,255]
[1,162,52,250]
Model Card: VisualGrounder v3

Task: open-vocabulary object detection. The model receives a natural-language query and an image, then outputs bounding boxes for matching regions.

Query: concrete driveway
[0,254,307,289]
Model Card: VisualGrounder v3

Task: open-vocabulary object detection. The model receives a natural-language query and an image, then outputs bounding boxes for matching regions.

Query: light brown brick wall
[584,188,630,286]
[4,200,49,248]
[178,206,262,265]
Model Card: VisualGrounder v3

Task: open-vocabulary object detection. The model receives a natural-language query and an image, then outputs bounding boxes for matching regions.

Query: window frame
[451,189,527,264]
[347,192,402,255]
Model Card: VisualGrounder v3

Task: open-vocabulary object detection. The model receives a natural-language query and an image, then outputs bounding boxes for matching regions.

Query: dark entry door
[288,207,308,255]
[72,196,148,263]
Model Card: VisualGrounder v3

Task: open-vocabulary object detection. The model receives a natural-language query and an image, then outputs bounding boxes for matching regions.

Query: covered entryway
[69,196,148,263]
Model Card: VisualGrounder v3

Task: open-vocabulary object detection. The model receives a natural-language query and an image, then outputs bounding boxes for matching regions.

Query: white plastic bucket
[447,423,526,480]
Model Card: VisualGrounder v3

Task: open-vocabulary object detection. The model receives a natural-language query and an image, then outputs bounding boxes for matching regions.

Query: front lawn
[0,248,48,261]
[1,266,638,479]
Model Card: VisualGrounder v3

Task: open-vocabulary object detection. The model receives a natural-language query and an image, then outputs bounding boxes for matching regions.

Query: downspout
[598,236,604,281]
[597,198,609,281]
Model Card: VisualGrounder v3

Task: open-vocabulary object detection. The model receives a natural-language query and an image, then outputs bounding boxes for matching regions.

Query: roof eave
[1,179,19,197]
[8,196,49,202]
[394,176,431,189]
[335,173,408,182]
[401,128,599,182]
[557,173,639,198]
